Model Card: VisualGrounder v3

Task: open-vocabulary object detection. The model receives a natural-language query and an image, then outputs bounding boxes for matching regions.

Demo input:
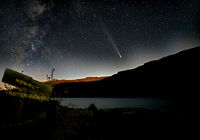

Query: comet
[103,26,122,58]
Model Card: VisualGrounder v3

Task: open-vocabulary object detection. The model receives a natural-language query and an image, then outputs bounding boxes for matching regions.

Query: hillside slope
[52,46,200,98]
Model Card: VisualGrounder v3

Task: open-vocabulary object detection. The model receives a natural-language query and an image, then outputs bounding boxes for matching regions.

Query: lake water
[57,98,174,109]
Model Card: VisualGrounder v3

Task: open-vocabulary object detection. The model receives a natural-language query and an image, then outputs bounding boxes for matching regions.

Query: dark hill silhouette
[52,46,200,98]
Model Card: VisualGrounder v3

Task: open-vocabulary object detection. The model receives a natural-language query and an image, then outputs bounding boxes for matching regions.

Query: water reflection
[56,98,174,109]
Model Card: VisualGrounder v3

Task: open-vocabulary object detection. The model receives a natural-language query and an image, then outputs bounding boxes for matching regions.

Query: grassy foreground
[0,90,196,140]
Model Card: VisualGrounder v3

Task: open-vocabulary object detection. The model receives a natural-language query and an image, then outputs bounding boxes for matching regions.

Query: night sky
[0,0,200,83]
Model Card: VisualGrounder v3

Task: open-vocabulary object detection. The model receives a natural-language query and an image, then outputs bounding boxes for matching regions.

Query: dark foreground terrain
[0,91,198,140]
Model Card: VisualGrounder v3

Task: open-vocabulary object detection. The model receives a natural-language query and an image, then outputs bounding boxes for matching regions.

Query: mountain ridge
[52,46,200,98]
[44,76,108,86]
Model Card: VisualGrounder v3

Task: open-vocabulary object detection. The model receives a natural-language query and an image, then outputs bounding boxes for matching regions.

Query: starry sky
[0,0,200,83]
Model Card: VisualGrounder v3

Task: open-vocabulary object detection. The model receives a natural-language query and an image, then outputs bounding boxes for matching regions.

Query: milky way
[0,0,200,83]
